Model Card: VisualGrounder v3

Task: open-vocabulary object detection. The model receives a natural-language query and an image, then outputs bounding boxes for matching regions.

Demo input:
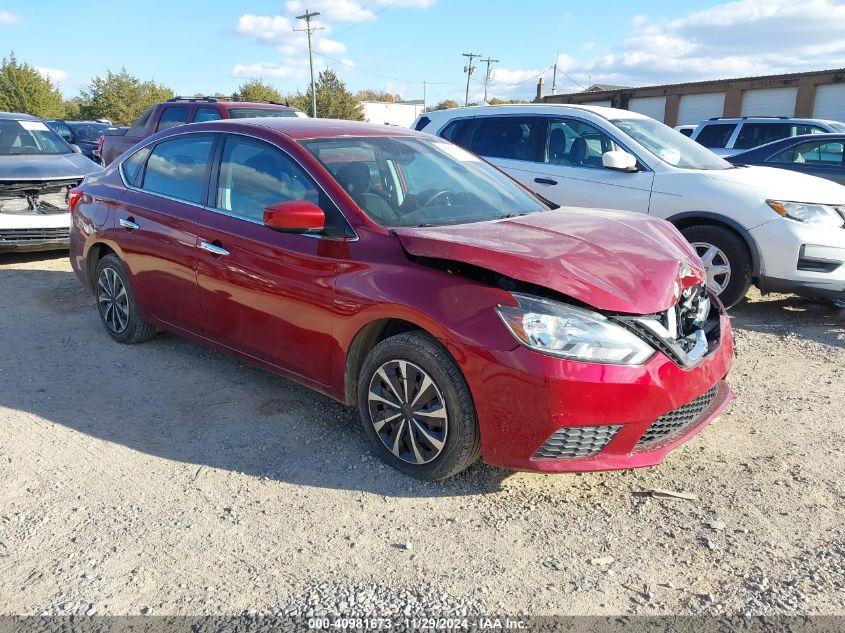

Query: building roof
[550,67,845,99]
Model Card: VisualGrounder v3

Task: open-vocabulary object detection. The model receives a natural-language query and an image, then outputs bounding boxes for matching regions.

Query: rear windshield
[227,108,299,119]
[0,119,71,155]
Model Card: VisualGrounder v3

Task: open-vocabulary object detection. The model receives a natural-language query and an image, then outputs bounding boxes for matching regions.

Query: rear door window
[121,146,151,186]
[694,124,737,148]
[194,107,223,123]
[733,123,792,149]
[156,106,190,132]
[141,134,215,204]
[469,117,537,161]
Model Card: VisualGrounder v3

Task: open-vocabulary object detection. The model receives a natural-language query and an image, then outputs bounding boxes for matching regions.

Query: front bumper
[451,312,734,472]
[751,218,845,300]
[0,227,70,252]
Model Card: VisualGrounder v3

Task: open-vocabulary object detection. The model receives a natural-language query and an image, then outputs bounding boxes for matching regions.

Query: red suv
[69,118,734,480]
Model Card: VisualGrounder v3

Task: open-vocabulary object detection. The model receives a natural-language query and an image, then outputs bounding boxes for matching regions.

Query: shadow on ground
[0,260,510,498]
[729,293,844,349]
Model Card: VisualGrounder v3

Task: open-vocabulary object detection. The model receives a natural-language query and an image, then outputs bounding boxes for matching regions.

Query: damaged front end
[0,179,80,252]
[0,179,80,214]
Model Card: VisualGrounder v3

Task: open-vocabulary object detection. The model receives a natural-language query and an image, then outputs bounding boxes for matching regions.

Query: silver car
[0,112,102,253]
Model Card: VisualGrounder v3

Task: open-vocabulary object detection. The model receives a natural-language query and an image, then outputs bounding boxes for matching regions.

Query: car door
[463,116,540,190]
[194,134,343,386]
[530,117,654,213]
[109,134,216,333]
[765,138,845,185]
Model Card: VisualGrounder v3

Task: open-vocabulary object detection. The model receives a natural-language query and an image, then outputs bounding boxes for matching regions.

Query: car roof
[701,117,841,125]
[0,112,39,121]
[738,132,845,152]
[423,103,649,122]
[193,117,428,140]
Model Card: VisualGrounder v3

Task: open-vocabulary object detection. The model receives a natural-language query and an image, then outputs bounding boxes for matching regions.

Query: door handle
[119,218,140,230]
[534,177,558,186]
[199,241,230,257]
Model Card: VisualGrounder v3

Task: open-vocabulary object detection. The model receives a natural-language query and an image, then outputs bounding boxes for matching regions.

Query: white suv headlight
[496,293,654,365]
[767,200,845,228]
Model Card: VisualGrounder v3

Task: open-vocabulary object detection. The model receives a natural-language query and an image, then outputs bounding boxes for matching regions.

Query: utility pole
[552,51,558,95]
[423,81,427,113]
[294,9,323,118]
[462,52,481,107]
[481,56,499,103]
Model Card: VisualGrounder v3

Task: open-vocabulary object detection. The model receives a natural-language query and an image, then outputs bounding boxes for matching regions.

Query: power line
[313,51,463,85]
[294,9,324,117]
[330,0,404,38]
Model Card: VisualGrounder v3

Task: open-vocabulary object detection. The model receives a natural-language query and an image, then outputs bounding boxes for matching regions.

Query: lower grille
[636,385,719,449]
[533,424,622,459]
[0,227,70,243]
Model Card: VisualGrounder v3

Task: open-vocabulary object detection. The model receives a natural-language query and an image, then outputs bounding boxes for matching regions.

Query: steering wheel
[421,190,455,208]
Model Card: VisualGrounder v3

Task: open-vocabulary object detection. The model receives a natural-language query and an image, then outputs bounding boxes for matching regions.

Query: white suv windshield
[301,136,549,228]
[612,118,732,170]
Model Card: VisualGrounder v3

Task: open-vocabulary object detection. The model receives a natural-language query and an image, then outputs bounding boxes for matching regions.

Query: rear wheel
[357,332,481,480]
[94,254,157,344]
[681,224,752,308]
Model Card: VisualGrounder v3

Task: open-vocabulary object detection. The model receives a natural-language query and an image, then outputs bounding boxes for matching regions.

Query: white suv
[413,104,845,307]
[689,117,845,157]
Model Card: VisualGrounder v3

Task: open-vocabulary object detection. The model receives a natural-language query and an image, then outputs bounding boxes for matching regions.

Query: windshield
[228,108,299,119]
[0,119,71,156]
[301,136,549,228]
[67,122,109,142]
[612,118,732,170]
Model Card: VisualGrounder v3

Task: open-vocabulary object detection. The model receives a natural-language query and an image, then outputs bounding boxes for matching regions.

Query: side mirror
[263,200,325,234]
[69,143,82,154]
[602,150,638,172]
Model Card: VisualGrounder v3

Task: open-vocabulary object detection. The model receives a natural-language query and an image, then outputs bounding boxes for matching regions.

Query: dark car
[68,117,734,481]
[44,119,112,163]
[728,133,845,186]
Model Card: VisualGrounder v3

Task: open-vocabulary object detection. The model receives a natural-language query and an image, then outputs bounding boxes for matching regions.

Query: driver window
[545,118,620,168]
[216,137,319,223]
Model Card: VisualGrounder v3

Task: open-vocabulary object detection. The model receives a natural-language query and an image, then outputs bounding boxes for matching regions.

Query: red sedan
[68,118,734,480]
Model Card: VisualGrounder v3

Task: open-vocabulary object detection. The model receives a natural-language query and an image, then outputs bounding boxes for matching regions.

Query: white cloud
[0,10,20,24]
[35,67,68,84]
[553,0,845,90]
[232,1,436,88]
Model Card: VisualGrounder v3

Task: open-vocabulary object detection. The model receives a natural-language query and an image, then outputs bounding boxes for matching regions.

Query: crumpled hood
[394,207,705,314]
[700,165,845,203]
[0,152,102,181]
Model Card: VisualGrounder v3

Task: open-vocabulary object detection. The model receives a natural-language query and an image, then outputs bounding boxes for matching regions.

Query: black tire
[681,224,752,309]
[357,331,481,480]
[94,254,157,344]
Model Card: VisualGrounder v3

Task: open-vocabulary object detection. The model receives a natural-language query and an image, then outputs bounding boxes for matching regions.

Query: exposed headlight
[767,200,845,228]
[496,293,655,365]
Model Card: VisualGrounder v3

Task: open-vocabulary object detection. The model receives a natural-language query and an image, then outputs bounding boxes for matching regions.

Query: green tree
[62,97,83,119]
[232,79,284,103]
[433,99,460,111]
[290,69,363,120]
[354,89,402,103]
[78,68,174,126]
[0,53,64,117]
[488,97,529,105]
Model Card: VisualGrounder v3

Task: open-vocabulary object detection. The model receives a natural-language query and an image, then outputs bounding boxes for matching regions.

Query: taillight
[67,188,83,213]
[97,134,105,154]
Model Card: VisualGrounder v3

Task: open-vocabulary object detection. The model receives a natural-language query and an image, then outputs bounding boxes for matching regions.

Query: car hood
[699,165,845,203]
[393,207,704,314]
[0,152,102,181]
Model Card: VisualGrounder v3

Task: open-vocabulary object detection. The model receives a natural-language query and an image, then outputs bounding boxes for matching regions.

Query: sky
[2,0,845,106]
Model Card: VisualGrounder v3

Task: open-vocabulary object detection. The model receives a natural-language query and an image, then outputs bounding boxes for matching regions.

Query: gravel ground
[0,252,843,618]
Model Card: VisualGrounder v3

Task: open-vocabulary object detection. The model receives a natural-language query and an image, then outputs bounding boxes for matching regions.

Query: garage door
[628,96,666,121]
[583,99,611,108]
[813,84,845,122]
[741,87,797,117]
[677,93,725,125]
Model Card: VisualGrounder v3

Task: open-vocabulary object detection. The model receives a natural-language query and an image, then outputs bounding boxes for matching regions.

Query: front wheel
[357,332,481,480]
[681,224,752,308]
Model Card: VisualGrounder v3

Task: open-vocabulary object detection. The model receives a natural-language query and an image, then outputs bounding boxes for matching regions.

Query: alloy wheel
[692,242,732,296]
[367,360,448,465]
[97,267,129,334]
